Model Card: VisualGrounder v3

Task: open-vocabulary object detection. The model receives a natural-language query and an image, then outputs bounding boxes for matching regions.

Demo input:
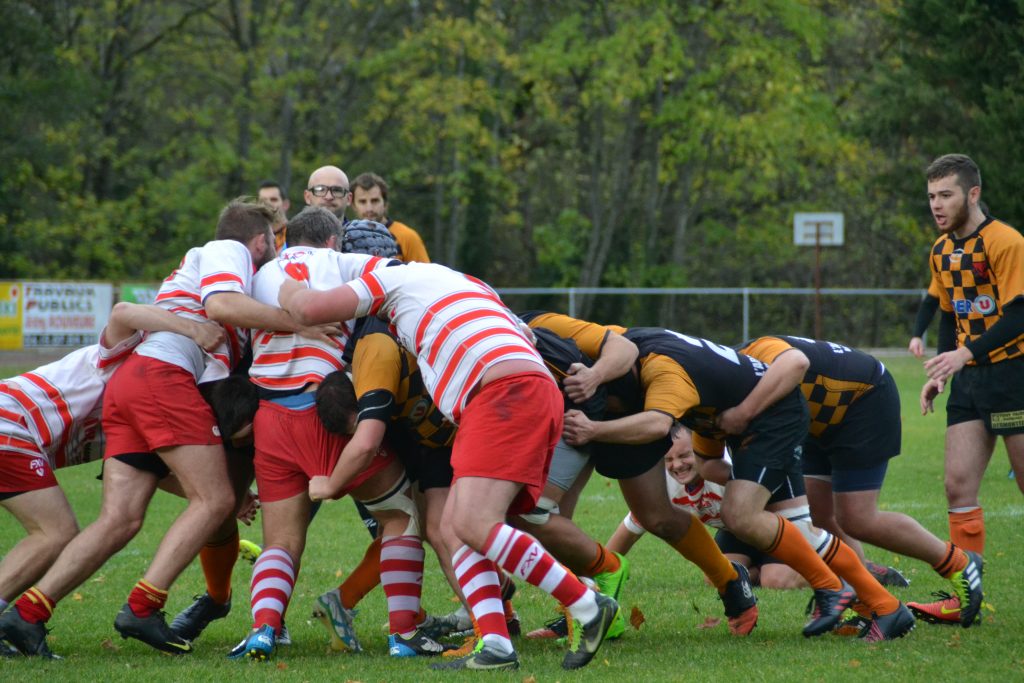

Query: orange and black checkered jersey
[928,218,1024,364]
[740,336,884,439]
[623,328,768,452]
[349,318,455,449]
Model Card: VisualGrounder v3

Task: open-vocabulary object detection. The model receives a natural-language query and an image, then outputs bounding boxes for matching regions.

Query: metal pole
[742,287,750,342]
[814,224,822,338]
[569,288,577,319]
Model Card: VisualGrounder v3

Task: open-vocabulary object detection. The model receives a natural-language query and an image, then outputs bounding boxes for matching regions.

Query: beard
[940,196,971,234]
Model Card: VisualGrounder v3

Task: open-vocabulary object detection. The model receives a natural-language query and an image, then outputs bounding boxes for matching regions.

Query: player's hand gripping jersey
[145,239,254,383]
[927,217,1024,364]
[250,246,393,391]
[0,332,141,470]
[346,262,546,422]
[739,335,885,439]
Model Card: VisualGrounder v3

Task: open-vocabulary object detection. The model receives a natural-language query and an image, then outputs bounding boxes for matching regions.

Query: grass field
[1,355,1023,681]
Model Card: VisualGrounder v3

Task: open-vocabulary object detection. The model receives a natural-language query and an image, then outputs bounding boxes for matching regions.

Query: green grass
[2,355,1023,681]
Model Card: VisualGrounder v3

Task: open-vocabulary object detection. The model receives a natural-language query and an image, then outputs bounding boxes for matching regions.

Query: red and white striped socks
[482,523,597,624]
[250,546,295,634]
[380,535,425,636]
[452,545,511,653]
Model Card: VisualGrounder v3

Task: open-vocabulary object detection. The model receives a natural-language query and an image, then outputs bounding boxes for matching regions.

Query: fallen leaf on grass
[848,660,861,668]
[335,569,344,578]
[101,638,119,651]
[91,575,106,583]
[697,616,721,630]
[276,662,288,670]
[629,606,646,630]
[72,593,83,601]
[522,676,537,683]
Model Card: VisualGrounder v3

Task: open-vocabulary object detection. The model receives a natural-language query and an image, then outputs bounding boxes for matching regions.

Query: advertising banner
[22,282,113,347]
[0,283,23,350]
[119,282,161,305]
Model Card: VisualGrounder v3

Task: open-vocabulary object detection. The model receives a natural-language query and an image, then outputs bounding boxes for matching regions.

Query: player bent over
[280,262,619,671]
[0,198,320,657]
[739,335,980,630]
[0,303,226,656]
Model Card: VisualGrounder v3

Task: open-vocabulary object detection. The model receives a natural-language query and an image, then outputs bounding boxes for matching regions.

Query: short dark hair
[259,180,286,198]
[926,154,982,195]
[215,197,276,243]
[352,172,389,203]
[286,206,343,247]
[316,371,359,435]
[199,375,259,440]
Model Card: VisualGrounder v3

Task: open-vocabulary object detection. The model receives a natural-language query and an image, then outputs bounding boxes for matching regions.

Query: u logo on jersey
[974,295,996,315]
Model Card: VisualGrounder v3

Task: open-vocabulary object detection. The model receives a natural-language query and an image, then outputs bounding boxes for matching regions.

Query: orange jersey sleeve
[351,332,403,398]
[527,312,626,359]
[986,222,1024,305]
[638,353,700,418]
[737,336,794,365]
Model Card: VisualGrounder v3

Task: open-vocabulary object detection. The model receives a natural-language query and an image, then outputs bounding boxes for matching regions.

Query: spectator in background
[258,181,290,251]
[352,173,430,263]
[304,166,351,221]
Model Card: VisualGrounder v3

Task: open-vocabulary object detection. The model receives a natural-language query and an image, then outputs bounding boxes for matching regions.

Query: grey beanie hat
[342,219,400,258]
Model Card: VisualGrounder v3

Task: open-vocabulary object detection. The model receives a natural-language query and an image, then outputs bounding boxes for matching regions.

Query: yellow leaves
[101,638,120,651]
[73,593,84,601]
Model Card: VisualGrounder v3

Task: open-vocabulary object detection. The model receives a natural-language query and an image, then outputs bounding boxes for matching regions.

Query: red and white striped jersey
[0,331,141,469]
[625,475,725,535]
[250,246,392,391]
[347,262,546,422]
[142,240,254,383]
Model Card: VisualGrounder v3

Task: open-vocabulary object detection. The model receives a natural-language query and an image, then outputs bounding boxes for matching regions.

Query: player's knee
[517,496,558,526]
[637,511,684,541]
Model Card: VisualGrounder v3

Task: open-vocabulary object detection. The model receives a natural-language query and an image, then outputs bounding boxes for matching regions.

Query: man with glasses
[304,166,351,220]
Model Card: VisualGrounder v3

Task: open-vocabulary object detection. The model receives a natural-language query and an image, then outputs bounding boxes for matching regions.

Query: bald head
[304,165,351,218]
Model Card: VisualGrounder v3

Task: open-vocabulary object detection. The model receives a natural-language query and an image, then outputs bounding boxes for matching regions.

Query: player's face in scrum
[664,429,699,486]
[927,174,972,235]
[352,185,388,223]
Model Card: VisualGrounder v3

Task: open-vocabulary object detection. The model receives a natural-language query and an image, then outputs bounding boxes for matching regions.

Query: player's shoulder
[980,218,1023,243]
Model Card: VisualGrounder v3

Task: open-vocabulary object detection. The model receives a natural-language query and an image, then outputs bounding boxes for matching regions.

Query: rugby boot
[227,624,275,661]
[114,603,192,654]
[858,603,916,642]
[431,640,520,671]
[170,592,231,641]
[312,588,361,652]
[907,590,963,625]
[950,550,983,627]
[0,609,59,658]
[866,561,911,588]
[388,628,454,657]
[803,580,856,637]
[562,592,620,670]
[719,561,759,636]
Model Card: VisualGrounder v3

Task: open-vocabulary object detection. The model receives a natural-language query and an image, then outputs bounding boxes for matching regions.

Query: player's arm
[563,408,673,446]
[279,279,361,327]
[563,331,638,403]
[925,299,1024,381]
[717,347,809,435]
[105,301,225,351]
[909,294,940,357]
[698,456,732,485]
[309,417,388,501]
[204,290,340,343]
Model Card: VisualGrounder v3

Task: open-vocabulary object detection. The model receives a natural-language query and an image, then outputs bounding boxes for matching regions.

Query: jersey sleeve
[198,241,252,302]
[351,332,403,399]
[526,312,625,358]
[738,336,793,365]
[638,353,699,418]
[988,225,1024,306]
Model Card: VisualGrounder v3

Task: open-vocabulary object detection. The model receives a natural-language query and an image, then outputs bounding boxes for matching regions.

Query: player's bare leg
[804,478,867,559]
[0,487,78,603]
[143,444,236,589]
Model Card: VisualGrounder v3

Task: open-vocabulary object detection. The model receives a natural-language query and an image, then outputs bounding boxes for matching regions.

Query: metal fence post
[742,287,750,342]
[569,288,577,318]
